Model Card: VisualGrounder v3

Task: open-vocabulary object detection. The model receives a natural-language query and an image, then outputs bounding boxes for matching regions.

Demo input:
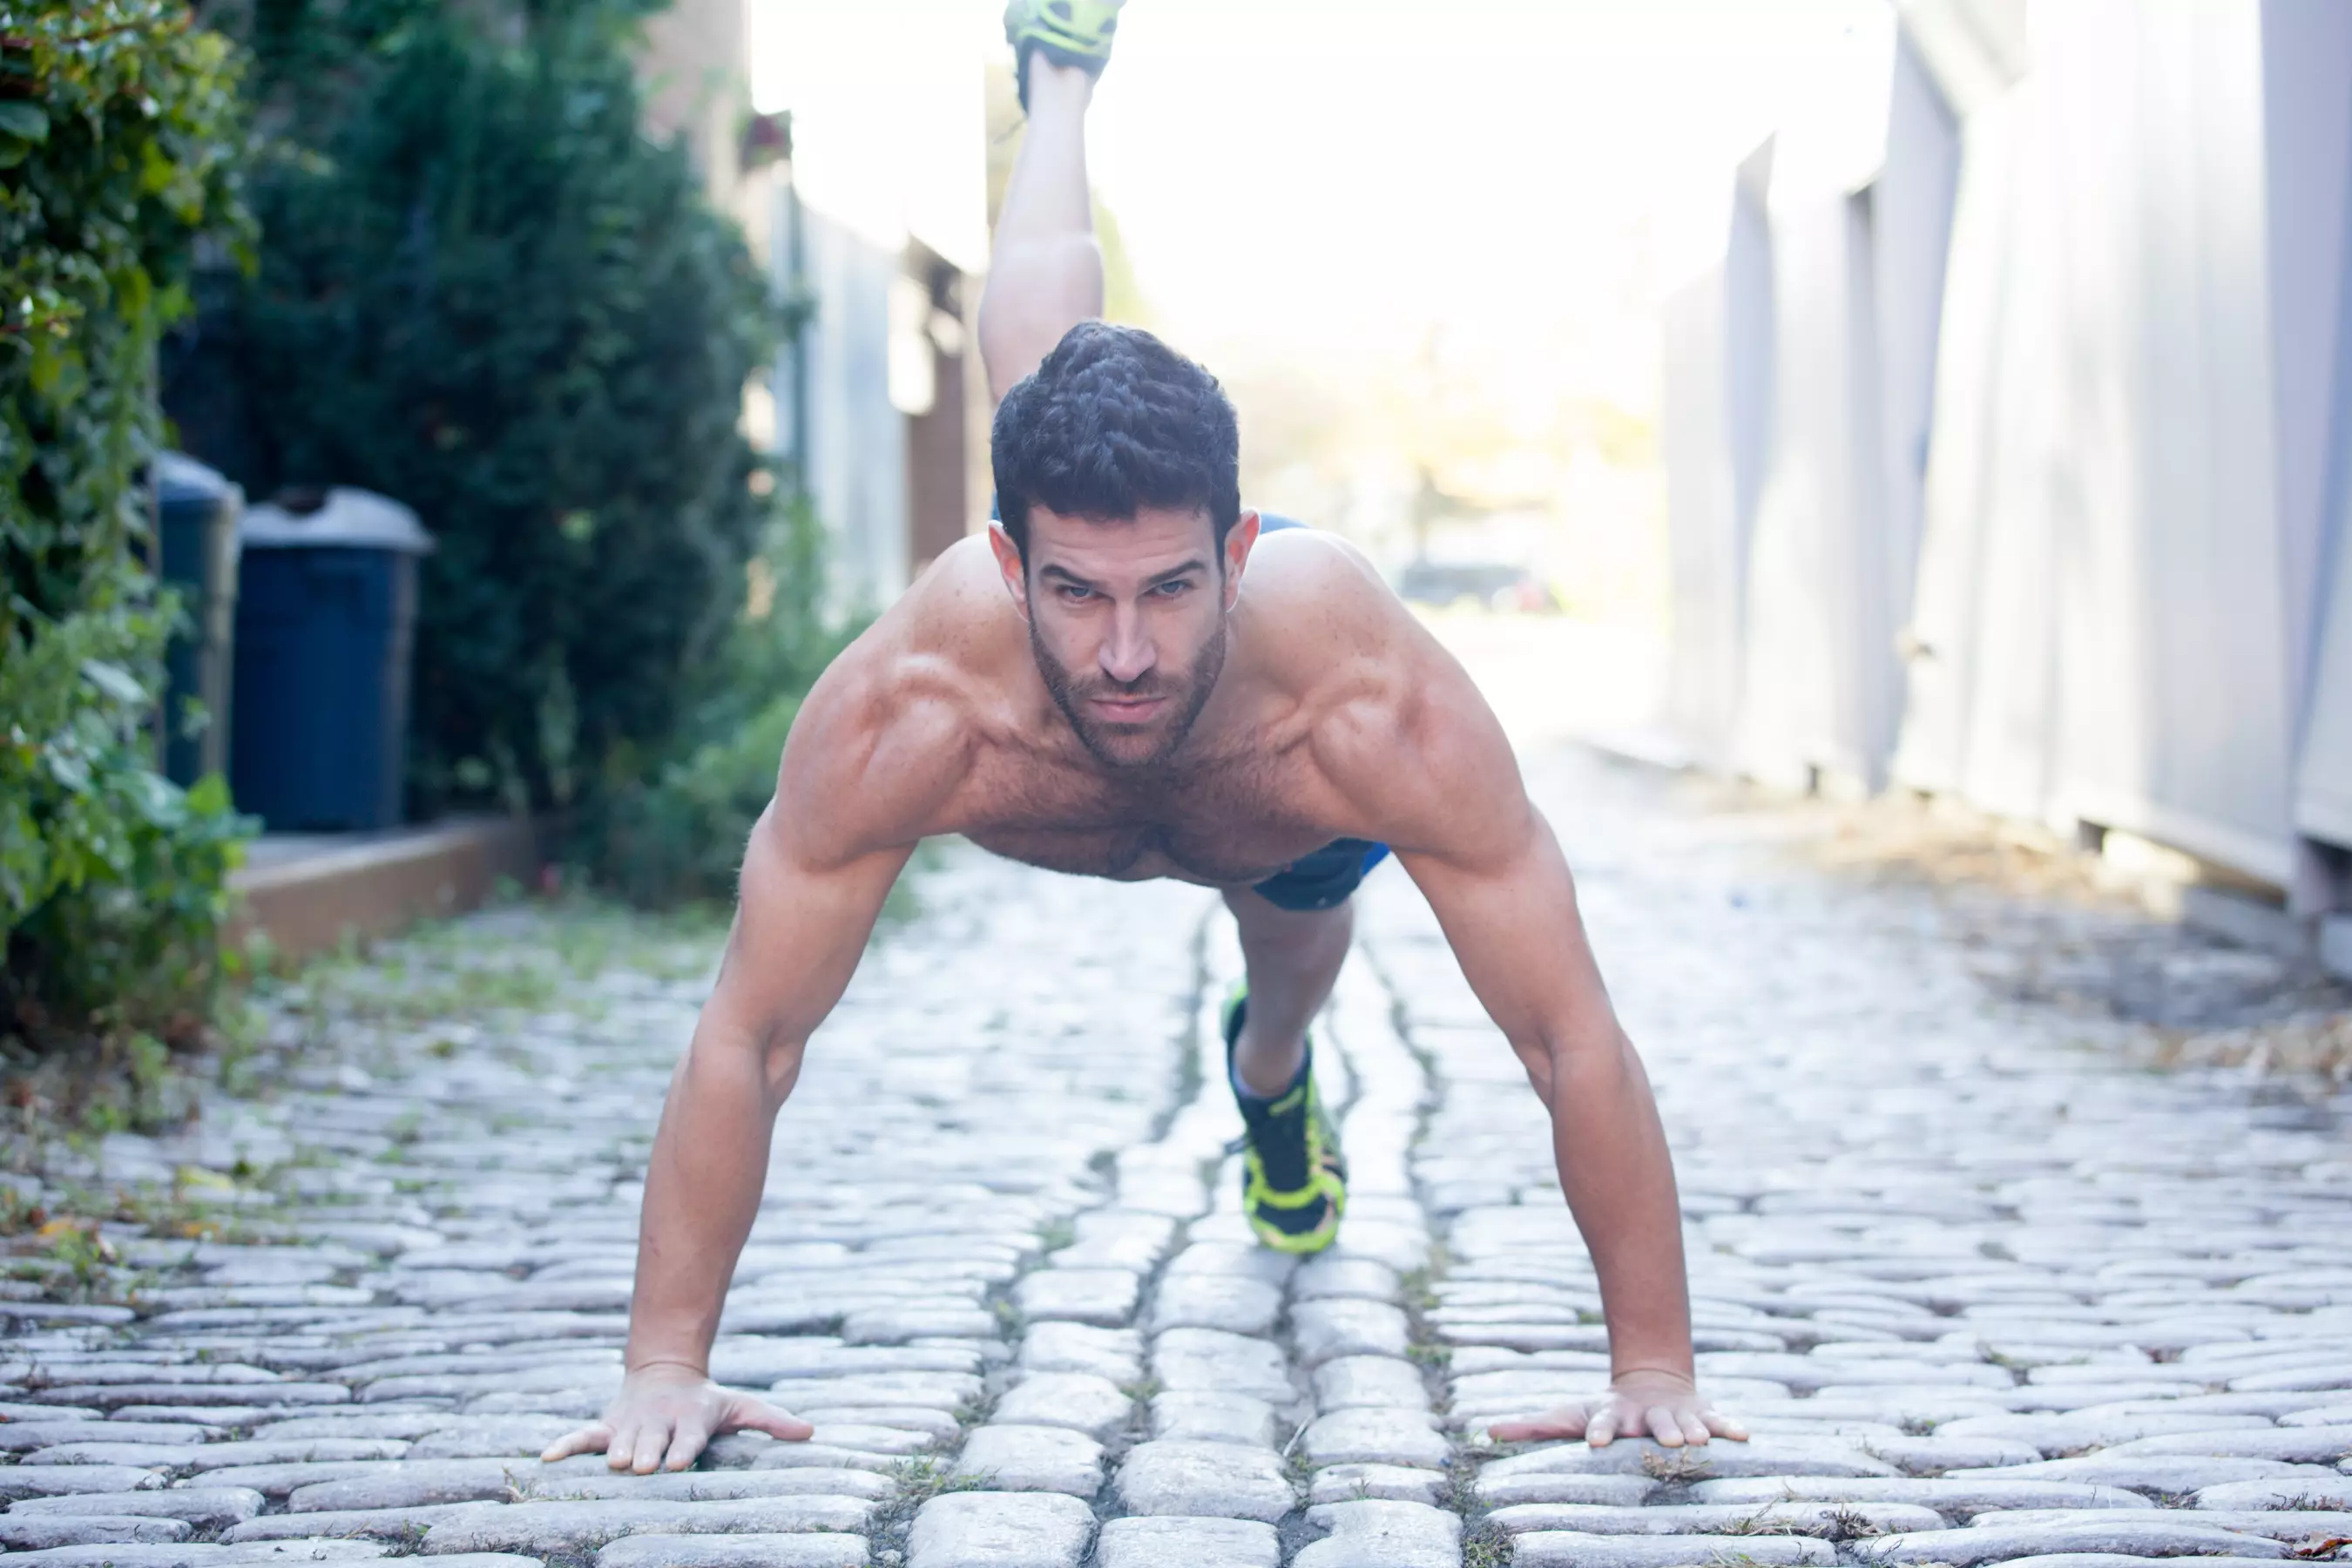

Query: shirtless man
[546,0,1745,1476]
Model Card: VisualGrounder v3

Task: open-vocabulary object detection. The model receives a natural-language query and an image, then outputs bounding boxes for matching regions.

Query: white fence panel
[2039,0,2295,882]
[1737,188,1888,792]
[1662,264,1742,771]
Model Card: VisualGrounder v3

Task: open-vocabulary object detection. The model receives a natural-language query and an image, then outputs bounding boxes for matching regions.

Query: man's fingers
[609,1419,660,1473]
[1483,1403,1590,1443]
[630,1418,673,1474]
[1482,1419,1557,1443]
[661,1421,710,1473]
[730,1401,815,1443]
[1646,1405,1685,1447]
[1705,1409,1750,1442]
[1677,1410,1713,1447]
[539,1423,611,1463]
[1585,1405,1620,1447]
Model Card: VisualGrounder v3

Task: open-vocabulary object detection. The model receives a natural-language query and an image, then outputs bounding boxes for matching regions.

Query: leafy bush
[172,0,791,821]
[586,495,855,906]
[1,1,254,1064]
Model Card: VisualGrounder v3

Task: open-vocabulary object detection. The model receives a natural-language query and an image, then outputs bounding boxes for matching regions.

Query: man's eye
[1058,585,1094,602]
[1152,580,1191,598]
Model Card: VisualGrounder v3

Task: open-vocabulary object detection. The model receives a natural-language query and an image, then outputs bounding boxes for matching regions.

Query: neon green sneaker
[1224,987,1348,1255]
[1004,0,1128,110]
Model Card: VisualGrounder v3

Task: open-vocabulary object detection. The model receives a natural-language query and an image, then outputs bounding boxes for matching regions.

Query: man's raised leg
[977,58,1105,402]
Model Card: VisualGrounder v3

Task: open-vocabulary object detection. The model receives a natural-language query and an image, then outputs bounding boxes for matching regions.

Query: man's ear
[988,523,1031,622]
[1222,510,1262,611]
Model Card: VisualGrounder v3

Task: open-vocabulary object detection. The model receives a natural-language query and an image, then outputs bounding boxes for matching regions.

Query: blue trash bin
[230,488,435,832]
[151,452,244,787]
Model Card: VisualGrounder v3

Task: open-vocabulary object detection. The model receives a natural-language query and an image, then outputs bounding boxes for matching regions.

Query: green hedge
[586,494,849,906]
[1,2,253,1061]
[175,0,794,824]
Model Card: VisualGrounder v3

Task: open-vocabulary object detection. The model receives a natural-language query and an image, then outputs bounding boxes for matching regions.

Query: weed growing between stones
[1642,1446,1714,1483]
[374,1521,434,1557]
[1719,1508,1805,1537]
[1444,1448,1520,1568]
[1461,1516,1516,1568]
[1397,1264,1440,1314]
[867,1455,989,1560]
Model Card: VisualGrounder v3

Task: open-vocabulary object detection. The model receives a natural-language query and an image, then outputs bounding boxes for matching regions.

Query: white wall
[2274,2,2352,860]
[1661,147,1774,771]
[1662,263,1740,769]
[2037,0,2293,882]
[1892,77,2069,826]
[1888,0,2352,888]
[794,207,909,613]
[1724,17,1958,794]
[1738,185,1888,792]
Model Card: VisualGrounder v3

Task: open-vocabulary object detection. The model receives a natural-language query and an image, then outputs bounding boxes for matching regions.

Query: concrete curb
[229,815,542,961]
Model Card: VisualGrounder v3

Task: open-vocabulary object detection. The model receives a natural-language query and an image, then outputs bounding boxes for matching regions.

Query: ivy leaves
[2,2,253,1052]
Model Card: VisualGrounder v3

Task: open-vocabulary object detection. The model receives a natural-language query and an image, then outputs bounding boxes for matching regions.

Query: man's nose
[1099,603,1157,685]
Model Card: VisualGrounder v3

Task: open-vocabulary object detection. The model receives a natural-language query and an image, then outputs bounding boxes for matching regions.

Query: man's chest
[950,751,1346,888]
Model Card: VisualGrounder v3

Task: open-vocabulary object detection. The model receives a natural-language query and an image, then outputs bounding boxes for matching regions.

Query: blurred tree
[1,0,255,1076]
[167,0,793,820]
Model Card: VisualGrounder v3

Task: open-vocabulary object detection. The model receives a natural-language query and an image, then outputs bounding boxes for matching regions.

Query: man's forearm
[624,1019,797,1373]
[1543,1031,1695,1379]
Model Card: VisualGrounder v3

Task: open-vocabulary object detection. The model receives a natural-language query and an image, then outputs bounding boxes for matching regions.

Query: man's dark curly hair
[991,321,1240,564]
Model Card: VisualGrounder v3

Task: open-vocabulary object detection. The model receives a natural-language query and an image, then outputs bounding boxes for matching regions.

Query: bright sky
[752,0,1887,333]
[751,0,1890,570]
[1083,0,1885,391]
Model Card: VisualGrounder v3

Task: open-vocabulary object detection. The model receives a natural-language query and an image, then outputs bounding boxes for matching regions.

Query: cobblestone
[1,745,2345,1566]
[1857,1520,2293,1564]
[1094,1515,1280,1568]
[953,1423,1103,1496]
[591,1537,868,1568]
[905,1490,1094,1568]
[6,1489,265,1529]
[0,1514,193,1550]
[1292,1499,1459,1568]
[1512,1531,1838,1567]
[1112,1440,1295,1521]
[987,1372,1132,1439]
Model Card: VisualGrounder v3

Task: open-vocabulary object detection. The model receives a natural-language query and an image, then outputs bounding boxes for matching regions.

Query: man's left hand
[1484,1368,1749,1448]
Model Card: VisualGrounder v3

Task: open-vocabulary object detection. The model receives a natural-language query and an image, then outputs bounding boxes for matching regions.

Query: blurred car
[1394,559,1561,614]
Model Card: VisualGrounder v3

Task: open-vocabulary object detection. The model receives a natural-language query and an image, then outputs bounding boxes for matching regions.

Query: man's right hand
[541,1362,814,1473]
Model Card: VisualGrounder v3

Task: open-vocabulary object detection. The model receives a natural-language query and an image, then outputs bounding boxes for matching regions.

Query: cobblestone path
[2,746,2349,1568]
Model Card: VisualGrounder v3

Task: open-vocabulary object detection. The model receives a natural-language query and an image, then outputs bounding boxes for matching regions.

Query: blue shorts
[1247,513,1392,910]
[1250,837,1393,912]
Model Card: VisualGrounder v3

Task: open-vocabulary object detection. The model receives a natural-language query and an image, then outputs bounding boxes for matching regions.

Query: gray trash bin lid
[155,450,238,505]
[242,487,434,554]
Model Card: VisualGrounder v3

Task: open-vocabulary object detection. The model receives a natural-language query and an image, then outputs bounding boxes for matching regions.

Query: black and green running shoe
[1223,987,1348,1255]
[1004,0,1127,110]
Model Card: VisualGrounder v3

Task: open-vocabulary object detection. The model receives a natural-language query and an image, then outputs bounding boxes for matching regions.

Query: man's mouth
[1090,693,1166,723]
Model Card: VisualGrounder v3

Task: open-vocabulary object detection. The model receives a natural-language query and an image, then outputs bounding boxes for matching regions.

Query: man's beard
[1031,618,1227,771]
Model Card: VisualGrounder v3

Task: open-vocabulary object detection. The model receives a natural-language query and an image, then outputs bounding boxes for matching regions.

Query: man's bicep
[710,804,913,1054]
[1396,814,1619,1058]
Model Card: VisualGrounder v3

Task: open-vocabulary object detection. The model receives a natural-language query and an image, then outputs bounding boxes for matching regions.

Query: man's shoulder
[777,539,1015,862]
[1240,529,1524,854]
[1240,527,1423,719]
[1241,527,1410,669]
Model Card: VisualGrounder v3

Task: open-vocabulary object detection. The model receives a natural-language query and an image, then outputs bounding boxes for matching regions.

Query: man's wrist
[1610,1362,1698,1387]
[625,1354,710,1379]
